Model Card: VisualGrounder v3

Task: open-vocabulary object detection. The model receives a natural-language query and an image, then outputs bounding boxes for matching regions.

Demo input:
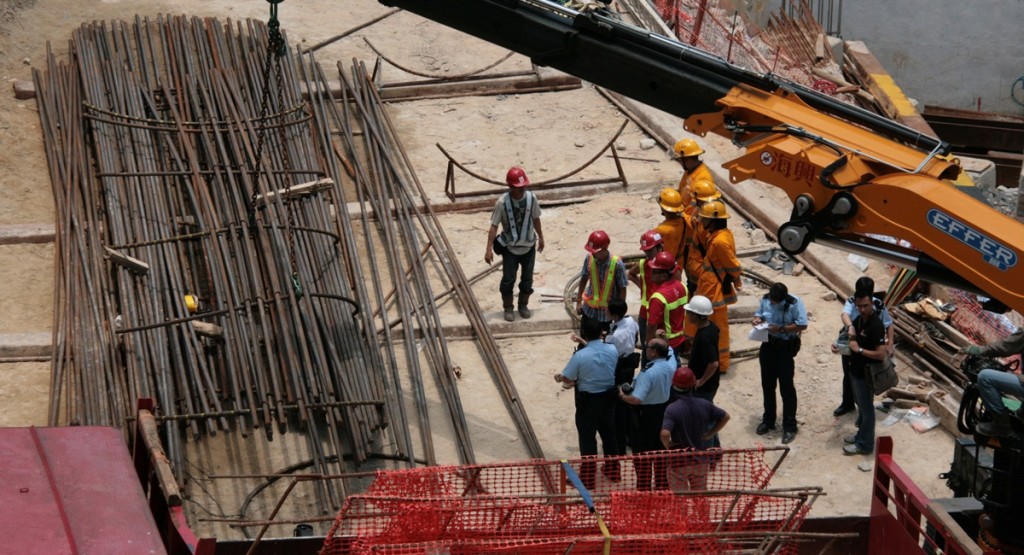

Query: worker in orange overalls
[575,230,628,333]
[681,179,721,295]
[654,187,692,274]
[628,229,664,352]
[674,138,715,209]
[693,200,742,373]
[645,251,689,364]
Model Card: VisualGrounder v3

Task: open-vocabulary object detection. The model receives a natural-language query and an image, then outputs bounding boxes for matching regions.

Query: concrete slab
[0,332,51,358]
[0,223,55,246]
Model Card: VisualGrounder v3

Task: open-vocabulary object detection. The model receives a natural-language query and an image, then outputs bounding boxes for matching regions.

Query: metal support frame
[440,119,630,202]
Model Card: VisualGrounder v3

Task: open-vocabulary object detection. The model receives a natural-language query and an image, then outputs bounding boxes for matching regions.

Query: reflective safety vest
[650,286,688,339]
[584,255,619,308]
[639,259,654,309]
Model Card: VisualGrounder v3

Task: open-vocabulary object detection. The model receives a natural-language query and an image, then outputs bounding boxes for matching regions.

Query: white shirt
[606,316,639,358]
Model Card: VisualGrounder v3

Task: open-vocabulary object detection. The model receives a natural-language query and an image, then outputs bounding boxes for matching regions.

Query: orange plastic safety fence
[360,447,783,500]
[320,448,814,555]
[650,0,813,87]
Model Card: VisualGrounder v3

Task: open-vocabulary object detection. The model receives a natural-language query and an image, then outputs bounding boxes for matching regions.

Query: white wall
[748,0,1024,116]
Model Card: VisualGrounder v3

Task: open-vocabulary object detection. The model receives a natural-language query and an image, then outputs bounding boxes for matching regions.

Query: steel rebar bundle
[36,15,549,522]
[35,17,396,500]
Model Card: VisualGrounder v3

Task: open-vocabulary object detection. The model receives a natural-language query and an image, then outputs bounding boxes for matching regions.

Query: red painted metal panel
[0,426,168,555]
[870,436,993,555]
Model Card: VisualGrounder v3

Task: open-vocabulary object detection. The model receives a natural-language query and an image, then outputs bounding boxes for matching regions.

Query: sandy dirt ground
[0,0,960,534]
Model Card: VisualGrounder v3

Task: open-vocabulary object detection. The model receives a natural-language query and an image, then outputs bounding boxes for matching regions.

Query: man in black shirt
[837,291,887,455]
[684,295,721,402]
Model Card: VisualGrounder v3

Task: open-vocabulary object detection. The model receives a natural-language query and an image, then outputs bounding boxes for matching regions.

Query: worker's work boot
[503,295,515,322]
[978,412,1013,437]
[518,293,532,319]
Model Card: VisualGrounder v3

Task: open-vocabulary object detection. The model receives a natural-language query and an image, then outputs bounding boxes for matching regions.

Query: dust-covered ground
[0,0,958,530]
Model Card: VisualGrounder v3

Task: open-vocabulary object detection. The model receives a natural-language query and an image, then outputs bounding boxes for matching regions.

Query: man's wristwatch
[858,347,864,354]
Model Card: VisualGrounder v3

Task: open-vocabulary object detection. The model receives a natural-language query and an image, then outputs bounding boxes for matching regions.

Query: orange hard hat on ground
[584,230,611,253]
[649,251,678,272]
[672,366,697,389]
[639,230,664,251]
[506,166,529,187]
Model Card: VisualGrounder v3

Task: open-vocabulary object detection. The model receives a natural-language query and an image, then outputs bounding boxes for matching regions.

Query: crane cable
[249,0,302,297]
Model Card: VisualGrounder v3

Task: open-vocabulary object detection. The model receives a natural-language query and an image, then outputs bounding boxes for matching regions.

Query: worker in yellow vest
[646,251,689,363]
[674,138,715,208]
[628,229,664,353]
[575,230,628,332]
[694,201,742,373]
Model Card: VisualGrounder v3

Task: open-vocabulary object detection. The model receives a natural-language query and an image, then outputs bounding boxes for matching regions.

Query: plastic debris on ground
[881,408,907,427]
[903,406,942,433]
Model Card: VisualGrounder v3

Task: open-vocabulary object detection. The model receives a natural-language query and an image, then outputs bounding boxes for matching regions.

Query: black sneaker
[833,405,855,417]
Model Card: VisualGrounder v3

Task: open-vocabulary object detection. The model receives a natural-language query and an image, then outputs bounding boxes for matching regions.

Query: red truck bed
[1,426,167,555]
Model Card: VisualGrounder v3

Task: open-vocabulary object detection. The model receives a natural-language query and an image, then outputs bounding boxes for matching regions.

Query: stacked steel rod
[331,57,548,464]
[35,17,403,498]
[35,15,548,513]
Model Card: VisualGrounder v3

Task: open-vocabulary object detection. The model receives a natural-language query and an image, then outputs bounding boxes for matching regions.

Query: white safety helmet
[684,295,714,316]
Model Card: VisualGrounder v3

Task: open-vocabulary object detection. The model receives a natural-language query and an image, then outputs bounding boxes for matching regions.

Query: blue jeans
[977,369,1024,416]
[850,372,874,452]
[499,247,536,297]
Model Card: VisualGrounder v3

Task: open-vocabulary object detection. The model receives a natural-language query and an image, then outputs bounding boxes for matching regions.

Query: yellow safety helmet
[698,200,730,219]
[691,179,721,202]
[673,138,704,158]
[184,294,199,314]
[658,187,684,213]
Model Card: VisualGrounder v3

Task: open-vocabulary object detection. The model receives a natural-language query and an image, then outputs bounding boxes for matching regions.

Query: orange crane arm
[686,85,1023,313]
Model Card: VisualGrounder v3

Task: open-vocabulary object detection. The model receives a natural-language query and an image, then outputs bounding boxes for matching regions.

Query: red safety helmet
[639,230,664,252]
[584,230,611,253]
[672,366,697,390]
[649,251,677,272]
[506,166,530,188]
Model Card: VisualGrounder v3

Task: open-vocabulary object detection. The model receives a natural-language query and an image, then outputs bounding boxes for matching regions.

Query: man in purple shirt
[660,367,730,491]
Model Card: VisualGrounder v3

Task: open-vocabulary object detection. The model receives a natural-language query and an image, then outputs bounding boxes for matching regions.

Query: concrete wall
[747,0,1024,116]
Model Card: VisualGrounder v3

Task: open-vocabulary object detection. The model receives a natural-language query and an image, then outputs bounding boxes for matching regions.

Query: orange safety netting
[650,0,815,87]
[321,448,820,554]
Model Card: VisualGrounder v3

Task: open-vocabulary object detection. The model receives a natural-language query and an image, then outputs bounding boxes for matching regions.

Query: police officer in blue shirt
[619,338,675,490]
[752,282,808,444]
[555,317,619,489]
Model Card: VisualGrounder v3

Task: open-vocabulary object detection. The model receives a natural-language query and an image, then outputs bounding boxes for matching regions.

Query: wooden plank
[12,80,35,100]
[192,321,223,338]
[843,40,938,138]
[138,410,183,507]
[253,178,334,205]
[0,223,55,246]
[0,332,52,358]
[302,67,581,103]
[104,246,150,274]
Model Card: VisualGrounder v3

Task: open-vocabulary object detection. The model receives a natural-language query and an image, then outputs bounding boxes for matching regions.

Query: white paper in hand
[748,322,770,342]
